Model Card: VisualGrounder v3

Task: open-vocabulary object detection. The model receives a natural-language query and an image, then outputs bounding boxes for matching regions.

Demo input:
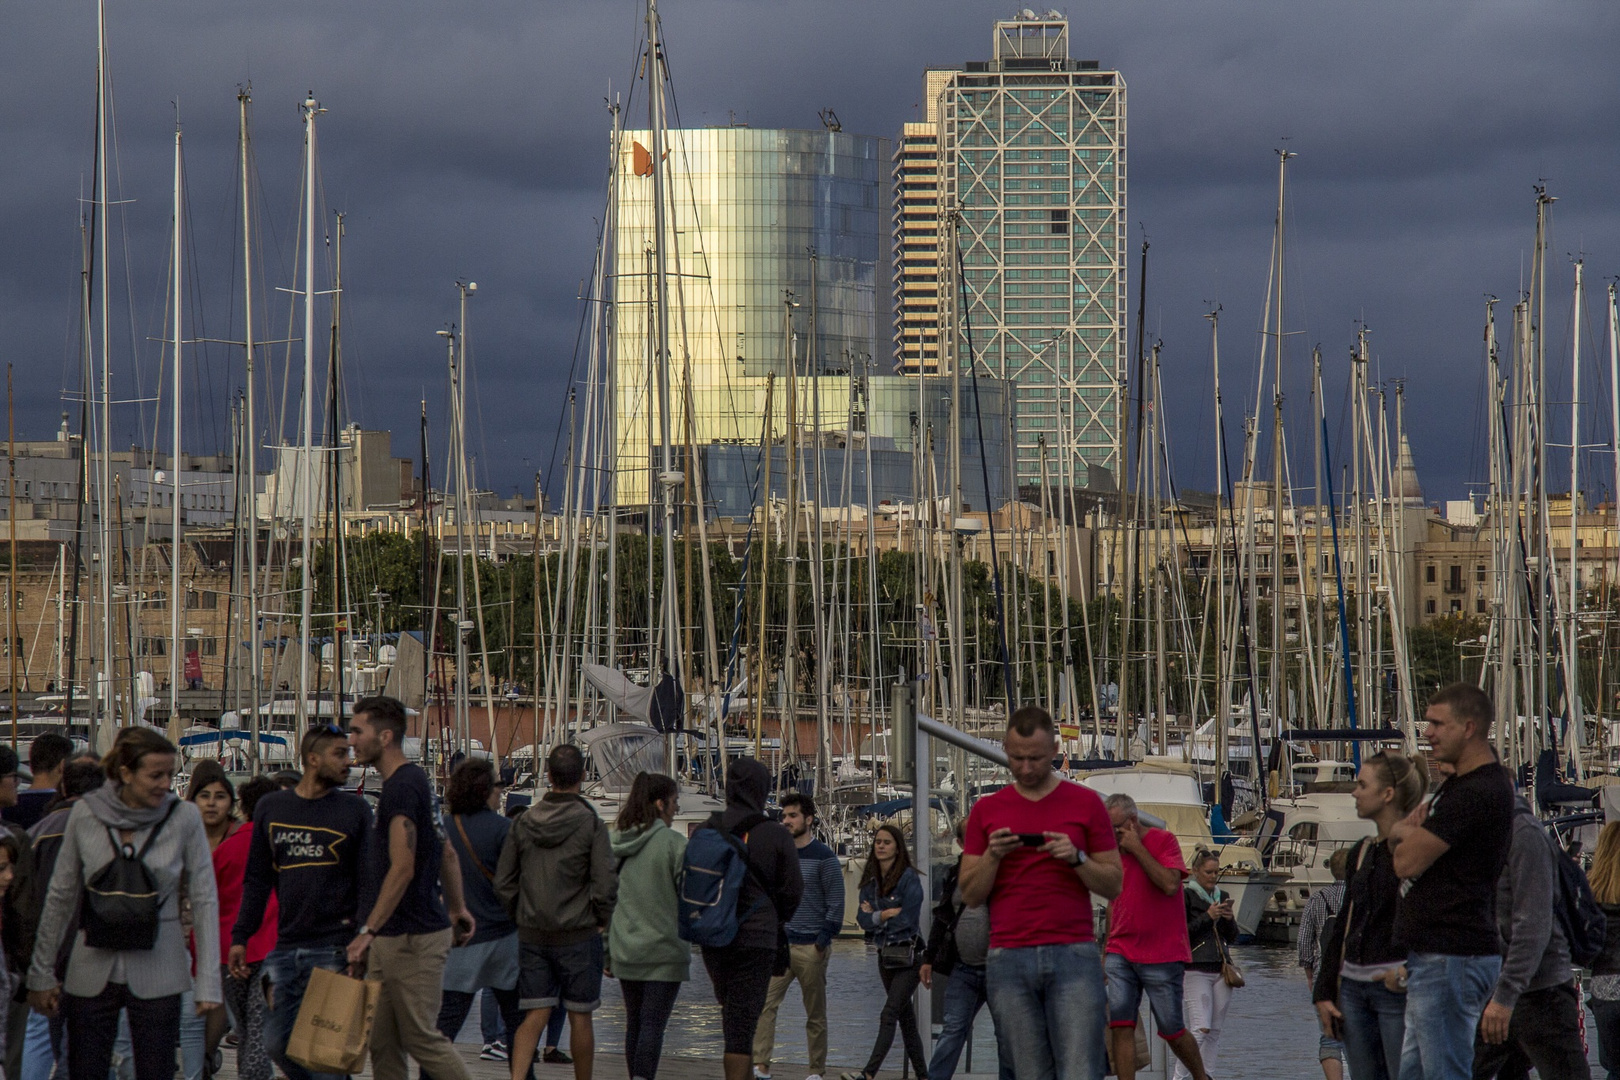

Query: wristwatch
[1069,850,1088,867]
[356,924,373,937]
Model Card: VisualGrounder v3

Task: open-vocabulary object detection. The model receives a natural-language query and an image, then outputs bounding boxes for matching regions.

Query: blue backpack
[678,813,769,947]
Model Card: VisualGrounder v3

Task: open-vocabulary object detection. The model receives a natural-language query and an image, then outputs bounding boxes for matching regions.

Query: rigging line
[718,404,771,723]
[953,216,1014,708]
[542,198,613,509]
[1320,407,1359,753]
[180,156,224,456]
[1217,404,1267,807]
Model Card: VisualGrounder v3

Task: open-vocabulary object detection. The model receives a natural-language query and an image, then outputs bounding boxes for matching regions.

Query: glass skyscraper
[897,13,1127,490]
[612,125,890,505]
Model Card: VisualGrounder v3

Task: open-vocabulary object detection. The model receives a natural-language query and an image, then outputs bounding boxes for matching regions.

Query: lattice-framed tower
[920,11,1127,489]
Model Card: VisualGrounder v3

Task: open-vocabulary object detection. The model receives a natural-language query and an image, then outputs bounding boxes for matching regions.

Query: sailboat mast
[169,121,184,729]
[1270,148,1293,734]
[1208,308,1229,774]
[605,100,621,674]
[1567,259,1585,767]
[7,368,17,748]
[644,0,681,688]
[239,86,262,768]
[96,0,115,737]
[298,94,323,733]
[447,324,470,750]
[330,216,347,726]
[1609,285,1620,634]
[1532,189,1553,740]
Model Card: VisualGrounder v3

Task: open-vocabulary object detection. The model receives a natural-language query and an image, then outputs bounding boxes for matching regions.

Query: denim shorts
[518,935,604,1013]
[1104,952,1187,1038]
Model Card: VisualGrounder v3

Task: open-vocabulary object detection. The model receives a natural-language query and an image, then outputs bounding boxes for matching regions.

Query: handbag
[879,939,917,970]
[285,967,380,1074]
[1217,934,1245,989]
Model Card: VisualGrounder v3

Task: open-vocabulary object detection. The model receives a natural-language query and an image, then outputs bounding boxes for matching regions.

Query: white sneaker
[805,1073,824,1080]
[754,1069,772,1080]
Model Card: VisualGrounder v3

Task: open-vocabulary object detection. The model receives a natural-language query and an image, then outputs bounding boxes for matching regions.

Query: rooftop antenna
[818,108,841,132]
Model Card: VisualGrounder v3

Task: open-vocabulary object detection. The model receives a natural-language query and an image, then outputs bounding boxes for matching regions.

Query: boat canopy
[578,721,666,792]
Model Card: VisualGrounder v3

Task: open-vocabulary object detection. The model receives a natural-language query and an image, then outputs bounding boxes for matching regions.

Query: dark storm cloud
[3,1,1617,502]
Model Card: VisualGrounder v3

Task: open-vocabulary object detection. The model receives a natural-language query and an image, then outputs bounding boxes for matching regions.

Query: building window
[1425,599,1436,615]
[1425,565,1436,583]
[1476,598,1486,613]
[1476,564,1486,582]
[1050,208,1068,235]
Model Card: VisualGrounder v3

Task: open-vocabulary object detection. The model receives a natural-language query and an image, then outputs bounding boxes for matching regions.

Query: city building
[700,374,1015,519]
[612,124,891,506]
[261,425,416,522]
[892,70,957,375]
[900,11,1127,490]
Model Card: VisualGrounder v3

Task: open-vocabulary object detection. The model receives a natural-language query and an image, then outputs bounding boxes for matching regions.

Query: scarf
[1187,879,1223,907]
[83,783,179,831]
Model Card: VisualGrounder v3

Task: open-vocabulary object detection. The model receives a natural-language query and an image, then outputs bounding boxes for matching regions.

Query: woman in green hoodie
[609,772,689,1080]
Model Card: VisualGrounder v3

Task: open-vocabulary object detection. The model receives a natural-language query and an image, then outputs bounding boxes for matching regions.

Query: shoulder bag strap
[135,800,181,857]
[1331,838,1368,980]
[452,814,495,883]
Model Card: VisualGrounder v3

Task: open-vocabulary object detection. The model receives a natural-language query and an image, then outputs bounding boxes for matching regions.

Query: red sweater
[215,824,278,964]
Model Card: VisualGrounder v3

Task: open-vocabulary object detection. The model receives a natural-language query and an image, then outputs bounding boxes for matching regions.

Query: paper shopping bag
[285,966,380,1074]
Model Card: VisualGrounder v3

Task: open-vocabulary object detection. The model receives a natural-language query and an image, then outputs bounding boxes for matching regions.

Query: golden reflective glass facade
[612,127,890,506]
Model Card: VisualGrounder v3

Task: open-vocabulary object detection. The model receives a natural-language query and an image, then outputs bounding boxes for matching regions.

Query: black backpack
[82,801,179,952]
[1549,829,1607,967]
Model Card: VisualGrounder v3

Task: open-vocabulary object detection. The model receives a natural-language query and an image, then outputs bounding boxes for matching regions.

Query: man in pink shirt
[960,706,1123,1080]
[1103,793,1209,1080]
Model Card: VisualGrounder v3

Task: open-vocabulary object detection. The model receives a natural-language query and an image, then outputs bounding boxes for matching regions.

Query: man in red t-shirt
[960,706,1122,1080]
[1102,793,1209,1080]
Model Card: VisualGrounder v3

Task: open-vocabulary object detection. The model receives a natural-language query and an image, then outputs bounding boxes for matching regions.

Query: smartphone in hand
[1017,833,1047,847]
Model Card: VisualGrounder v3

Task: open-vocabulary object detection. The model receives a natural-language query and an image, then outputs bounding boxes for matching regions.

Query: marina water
[453,940,1545,1077]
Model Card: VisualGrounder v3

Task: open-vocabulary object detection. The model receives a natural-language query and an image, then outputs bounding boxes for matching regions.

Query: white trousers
[1171,969,1233,1080]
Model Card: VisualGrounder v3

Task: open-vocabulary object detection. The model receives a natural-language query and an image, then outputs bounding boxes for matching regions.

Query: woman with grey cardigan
[26,727,221,1080]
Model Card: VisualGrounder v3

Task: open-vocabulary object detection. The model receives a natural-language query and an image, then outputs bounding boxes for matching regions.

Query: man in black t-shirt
[349,695,476,1080]
[1389,682,1515,1080]
[233,726,374,1080]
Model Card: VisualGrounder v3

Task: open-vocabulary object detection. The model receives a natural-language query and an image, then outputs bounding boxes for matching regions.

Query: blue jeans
[263,945,350,1080]
[1398,952,1501,1080]
[1339,977,1405,1080]
[480,988,503,1044]
[1103,954,1187,1037]
[927,963,1014,1080]
[986,942,1107,1080]
[21,1011,55,1080]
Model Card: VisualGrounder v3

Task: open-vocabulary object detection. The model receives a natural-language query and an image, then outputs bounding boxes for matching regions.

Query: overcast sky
[3,1,1617,507]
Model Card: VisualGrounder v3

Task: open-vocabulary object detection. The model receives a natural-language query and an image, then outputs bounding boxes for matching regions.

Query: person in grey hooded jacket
[496,743,617,1080]
[1470,796,1586,1079]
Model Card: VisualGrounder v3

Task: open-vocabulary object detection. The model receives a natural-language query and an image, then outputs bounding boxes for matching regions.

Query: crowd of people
[1300,680,1615,1080]
[3,679,1618,1080]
